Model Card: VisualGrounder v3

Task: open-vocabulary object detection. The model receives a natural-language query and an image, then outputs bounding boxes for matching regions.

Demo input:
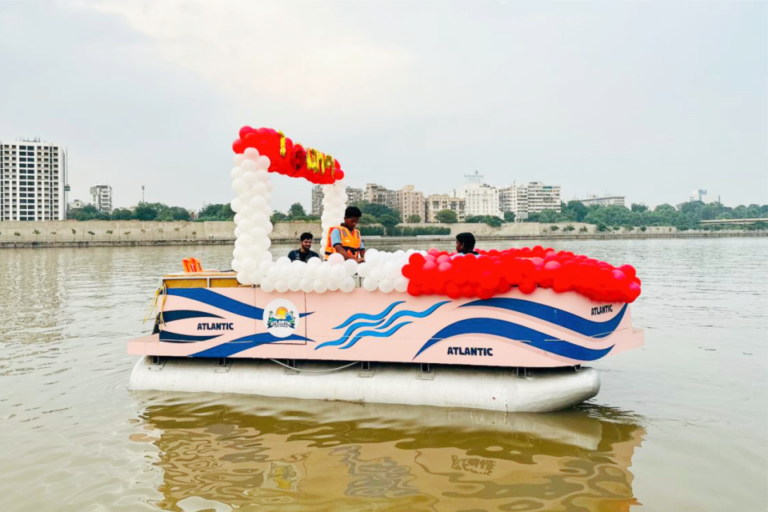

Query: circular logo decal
[263,299,300,338]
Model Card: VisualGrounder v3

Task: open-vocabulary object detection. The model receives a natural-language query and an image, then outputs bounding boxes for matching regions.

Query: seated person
[455,232,479,255]
[288,232,320,262]
[325,206,366,261]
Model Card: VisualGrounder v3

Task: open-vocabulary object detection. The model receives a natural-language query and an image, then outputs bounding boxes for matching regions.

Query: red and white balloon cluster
[230,148,274,285]
[401,246,642,303]
[259,253,358,294]
[232,126,345,184]
[356,249,412,293]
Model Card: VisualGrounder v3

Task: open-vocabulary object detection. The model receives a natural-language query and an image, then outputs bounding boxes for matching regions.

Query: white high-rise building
[499,183,529,217]
[90,184,113,214]
[454,171,502,218]
[0,139,68,221]
[526,182,561,213]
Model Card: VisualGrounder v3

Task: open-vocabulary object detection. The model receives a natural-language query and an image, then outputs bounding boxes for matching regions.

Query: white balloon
[378,279,394,293]
[252,182,268,196]
[255,170,269,182]
[258,260,274,274]
[241,258,257,272]
[275,279,289,293]
[340,276,356,293]
[288,277,302,292]
[241,159,257,172]
[238,218,254,232]
[328,253,344,266]
[243,171,258,186]
[260,277,275,293]
[366,249,380,265]
[370,267,384,281]
[265,222,273,235]
[238,234,254,248]
[383,261,399,280]
[237,271,251,285]
[362,277,379,292]
[248,270,263,285]
[231,197,243,213]
[343,259,358,276]
[240,205,255,218]
[233,154,245,166]
[232,179,248,195]
[277,256,291,267]
[233,246,247,260]
[394,276,409,293]
[327,280,340,292]
[308,257,322,267]
[357,262,370,278]
[250,227,267,241]
[249,196,267,210]
[231,259,242,272]
[300,278,314,293]
[313,279,328,293]
[330,265,346,282]
[265,179,274,192]
[256,155,271,170]
[231,166,244,181]
[291,260,307,276]
[267,266,280,281]
[243,147,259,161]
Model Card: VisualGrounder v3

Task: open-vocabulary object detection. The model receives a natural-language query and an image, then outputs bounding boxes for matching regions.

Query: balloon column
[232,126,344,184]
[401,246,642,303]
[320,182,348,256]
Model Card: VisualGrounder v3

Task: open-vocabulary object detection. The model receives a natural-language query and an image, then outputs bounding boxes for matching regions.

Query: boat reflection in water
[131,394,645,511]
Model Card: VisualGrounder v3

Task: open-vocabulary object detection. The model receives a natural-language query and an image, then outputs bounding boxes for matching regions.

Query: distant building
[364,183,397,210]
[0,139,69,221]
[312,185,364,217]
[576,194,625,207]
[453,171,502,218]
[90,184,113,214]
[311,185,323,216]
[345,187,363,205]
[499,183,529,219]
[526,181,561,213]
[397,185,426,222]
[69,199,88,210]
[426,194,466,223]
[689,189,720,204]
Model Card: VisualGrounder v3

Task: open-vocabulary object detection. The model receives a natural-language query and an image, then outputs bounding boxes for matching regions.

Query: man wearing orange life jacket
[325,206,366,262]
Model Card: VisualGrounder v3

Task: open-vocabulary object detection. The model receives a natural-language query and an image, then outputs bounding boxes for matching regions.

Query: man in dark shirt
[455,232,480,255]
[288,232,320,262]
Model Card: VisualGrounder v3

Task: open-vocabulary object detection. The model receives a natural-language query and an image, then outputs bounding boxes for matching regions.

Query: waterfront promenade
[0,220,764,248]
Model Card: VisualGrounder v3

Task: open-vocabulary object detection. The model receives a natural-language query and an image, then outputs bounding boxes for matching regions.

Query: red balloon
[519,280,536,294]
[232,139,245,154]
[239,126,253,139]
[334,169,345,181]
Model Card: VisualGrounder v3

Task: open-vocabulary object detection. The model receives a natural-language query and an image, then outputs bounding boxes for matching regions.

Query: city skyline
[1,2,765,212]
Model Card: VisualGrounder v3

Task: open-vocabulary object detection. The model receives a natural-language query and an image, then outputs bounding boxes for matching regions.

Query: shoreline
[2,230,765,249]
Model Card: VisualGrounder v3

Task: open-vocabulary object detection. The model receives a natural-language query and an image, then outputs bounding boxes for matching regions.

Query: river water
[0,238,765,512]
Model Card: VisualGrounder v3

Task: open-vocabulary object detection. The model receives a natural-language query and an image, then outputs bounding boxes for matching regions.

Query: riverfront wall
[0,220,764,248]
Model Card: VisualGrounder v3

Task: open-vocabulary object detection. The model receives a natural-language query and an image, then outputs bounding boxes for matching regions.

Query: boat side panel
[128,287,643,368]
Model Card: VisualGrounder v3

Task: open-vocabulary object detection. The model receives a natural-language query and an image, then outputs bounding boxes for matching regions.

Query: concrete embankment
[0,220,765,248]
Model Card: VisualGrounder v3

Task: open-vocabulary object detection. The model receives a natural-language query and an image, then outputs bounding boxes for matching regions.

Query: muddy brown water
[0,238,765,511]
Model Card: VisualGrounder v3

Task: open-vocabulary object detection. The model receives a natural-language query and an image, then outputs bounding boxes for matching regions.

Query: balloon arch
[228,126,642,303]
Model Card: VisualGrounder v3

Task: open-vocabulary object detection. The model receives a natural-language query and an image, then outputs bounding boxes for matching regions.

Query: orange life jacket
[325,225,361,260]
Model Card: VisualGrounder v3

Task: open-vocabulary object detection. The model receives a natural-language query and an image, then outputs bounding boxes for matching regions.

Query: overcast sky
[1,1,765,211]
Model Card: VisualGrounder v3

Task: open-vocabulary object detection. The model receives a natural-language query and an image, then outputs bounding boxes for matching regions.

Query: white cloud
[81,1,414,111]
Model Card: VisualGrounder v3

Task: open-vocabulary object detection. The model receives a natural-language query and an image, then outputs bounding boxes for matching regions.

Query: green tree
[68,204,107,221]
[270,211,289,222]
[435,210,458,224]
[134,204,158,221]
[406,214,421,223]
[565,201,588,222]
[288,203,307,218]
[33,229,41,241]
[378,214,400,234]
[631,203,648,213]
[111,208,133,220]
[169,206,191,221]
[538,210,560,223]
[503,211,516,222]
[358,214,379,225]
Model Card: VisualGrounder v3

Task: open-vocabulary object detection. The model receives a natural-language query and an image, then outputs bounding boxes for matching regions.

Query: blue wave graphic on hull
[159,331,223,343]
[161,310,223,323]
[317,301,449,350]
[461,298,627,338]
[415,318,614,361]
[165,288,312,319]
[192,333,313,358]
[333,301,405,329]
[339,321,413,350]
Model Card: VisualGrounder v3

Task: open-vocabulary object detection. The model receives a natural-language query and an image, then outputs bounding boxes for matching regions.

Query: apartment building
[0,140,68,221]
